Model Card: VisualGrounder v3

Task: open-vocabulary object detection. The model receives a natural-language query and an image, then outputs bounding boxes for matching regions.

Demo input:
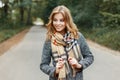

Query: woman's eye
[53,19,57,21]
[60,19,64,22]
[53,19,64,22]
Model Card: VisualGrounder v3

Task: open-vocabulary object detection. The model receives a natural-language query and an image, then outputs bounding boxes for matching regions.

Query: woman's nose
[56,21,60,24]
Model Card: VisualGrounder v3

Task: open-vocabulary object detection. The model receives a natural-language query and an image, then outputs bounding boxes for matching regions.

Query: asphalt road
[0,25,120,80]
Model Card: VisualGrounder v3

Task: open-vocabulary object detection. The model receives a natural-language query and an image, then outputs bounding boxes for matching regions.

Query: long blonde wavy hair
[46,5,79,40]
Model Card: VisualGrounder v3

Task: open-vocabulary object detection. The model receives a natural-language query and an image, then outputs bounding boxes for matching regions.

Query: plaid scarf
[51,32,82,80]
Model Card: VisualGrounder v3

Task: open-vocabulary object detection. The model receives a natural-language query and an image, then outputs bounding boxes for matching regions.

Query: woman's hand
[55,58,65,74]
[68,57,82,69]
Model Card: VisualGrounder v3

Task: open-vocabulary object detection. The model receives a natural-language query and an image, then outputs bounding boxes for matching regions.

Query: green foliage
[0,24,29,43]
[0,29,16,42]
[69,0,101,28]
[100,12,120,28]
[39,0,58,24]
[100,0,120,14]
[39,0,101,27]
[80,11,120,51]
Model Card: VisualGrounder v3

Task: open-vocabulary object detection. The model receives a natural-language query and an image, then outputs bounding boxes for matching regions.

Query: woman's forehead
[53,13,65,19]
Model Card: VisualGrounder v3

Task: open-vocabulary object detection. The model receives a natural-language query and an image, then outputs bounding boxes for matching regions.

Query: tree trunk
[26,2,32,25]
[20,0,24,23]
[3,2,8,18]
[20,6,24,23]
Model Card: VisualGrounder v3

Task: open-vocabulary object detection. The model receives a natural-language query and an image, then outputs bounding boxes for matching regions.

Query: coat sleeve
[78,32,94,70]
[40,40,56,77]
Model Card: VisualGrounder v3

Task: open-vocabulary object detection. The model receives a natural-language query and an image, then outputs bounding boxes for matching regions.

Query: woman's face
[53,13,66,35]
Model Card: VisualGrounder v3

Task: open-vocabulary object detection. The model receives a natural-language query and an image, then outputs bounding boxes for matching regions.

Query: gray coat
[40,32,94,80]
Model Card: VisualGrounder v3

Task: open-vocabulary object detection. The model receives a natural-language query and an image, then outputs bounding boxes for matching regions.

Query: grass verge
[79,27,120,51]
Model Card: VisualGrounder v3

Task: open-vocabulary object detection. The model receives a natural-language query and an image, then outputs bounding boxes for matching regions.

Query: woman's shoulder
[43,39,52,52]
[77,32,87,43]
[44,39,51,46]
[45,39,51,42]
[77,32,84,39]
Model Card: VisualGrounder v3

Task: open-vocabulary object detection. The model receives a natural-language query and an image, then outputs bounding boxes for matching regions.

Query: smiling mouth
[55,26,61,29]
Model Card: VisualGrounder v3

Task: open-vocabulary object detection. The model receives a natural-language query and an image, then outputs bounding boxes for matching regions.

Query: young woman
[40,5,94,80]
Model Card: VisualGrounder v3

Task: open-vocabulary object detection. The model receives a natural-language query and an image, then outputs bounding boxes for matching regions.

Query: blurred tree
[32,0,45,21]
[0,0,33,26]
[2,0,9,19]
[31,0,102,27]
[4,0,8,16]
[100,0,120,14]
[26,0,32,25]
[1,0,119,27]
[58,0,102,28]
[74,0,102,28]
[40,0,58,24]
[17,0,32,25]
[18,0,25,24]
